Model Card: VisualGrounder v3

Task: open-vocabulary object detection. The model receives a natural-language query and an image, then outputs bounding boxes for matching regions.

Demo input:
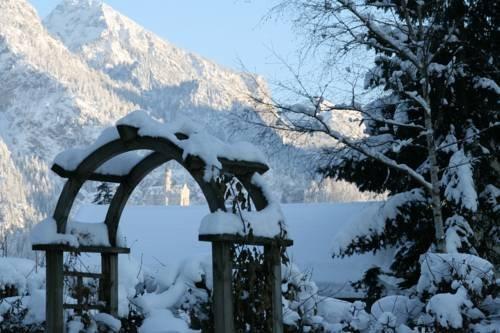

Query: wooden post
[212,241,234,333]
[265,245,283,333]
[46,250,64,333]
[101,253,119,316]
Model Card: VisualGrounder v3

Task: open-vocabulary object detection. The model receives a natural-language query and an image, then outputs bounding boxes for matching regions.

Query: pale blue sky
[29,0,301,85]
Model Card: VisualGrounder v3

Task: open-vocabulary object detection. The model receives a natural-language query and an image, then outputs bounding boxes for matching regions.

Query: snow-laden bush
[128,257,374,332]
[0,253,374,332]
[130,255,212,332]
[366,253,498,333]
[0,258,45,332]
[281,263,371,332]
[10,252,491,332]
[0,257,44,297]
[370,295,423,331]
[415,253,498,332]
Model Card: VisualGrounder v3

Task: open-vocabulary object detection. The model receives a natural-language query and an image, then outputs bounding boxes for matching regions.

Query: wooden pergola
[33,122,292,332]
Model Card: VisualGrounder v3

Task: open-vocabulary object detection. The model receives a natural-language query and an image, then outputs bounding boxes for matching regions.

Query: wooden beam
[64,271,103,279]
[32,244,130,254]
[219,157,269,175]
[116,124,139,142]
[46,250,64,333]
[53,178,84,233]
[199,234,293,247]
[51,164,126,183]
[101,253,119,316]
[212,241,234,333]
[265,245,284,333]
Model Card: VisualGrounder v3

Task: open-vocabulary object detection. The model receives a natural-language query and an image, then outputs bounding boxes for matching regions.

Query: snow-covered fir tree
[333,0,499,288]
[262,0,499,289]
[93,182,114,205]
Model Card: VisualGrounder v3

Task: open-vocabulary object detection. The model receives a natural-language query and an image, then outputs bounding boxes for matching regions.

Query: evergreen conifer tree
[325,0,500,289]
[263,0,499,289]
[93,182,114,205]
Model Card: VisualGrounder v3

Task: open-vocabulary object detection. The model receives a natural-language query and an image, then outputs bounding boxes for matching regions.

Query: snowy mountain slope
[0,0,136,160]
[42,0,291,177]
[42,1,374,200]
[44,0,265,112]
[41,0,336,201]
[0,0,137,255]
[0,139,37,255]
[0,0,371,256]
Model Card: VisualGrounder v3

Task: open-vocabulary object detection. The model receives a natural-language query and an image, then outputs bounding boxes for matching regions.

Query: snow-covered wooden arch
[31,111,292,333]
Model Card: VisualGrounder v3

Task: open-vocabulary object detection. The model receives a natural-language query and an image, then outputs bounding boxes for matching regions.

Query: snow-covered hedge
[416,253,498,332]
[0,258,45,332]
[1,252,497,332]
[366,253,498,333]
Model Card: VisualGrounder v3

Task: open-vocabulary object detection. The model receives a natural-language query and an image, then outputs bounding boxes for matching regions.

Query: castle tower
[180,183,190,207]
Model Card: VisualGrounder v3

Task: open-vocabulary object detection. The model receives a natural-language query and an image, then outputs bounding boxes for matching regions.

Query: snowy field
[75,201,392,297]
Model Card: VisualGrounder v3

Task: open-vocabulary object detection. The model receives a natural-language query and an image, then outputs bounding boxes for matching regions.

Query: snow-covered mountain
[0,0,139,254]
[45,0,264,110]
[42,0,351,202]
[0,0,368,256]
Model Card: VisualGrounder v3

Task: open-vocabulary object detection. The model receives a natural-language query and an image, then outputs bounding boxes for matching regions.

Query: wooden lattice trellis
[33,122,292,333]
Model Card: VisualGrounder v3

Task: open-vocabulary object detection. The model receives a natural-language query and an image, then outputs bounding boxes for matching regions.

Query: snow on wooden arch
[31,110,292,333]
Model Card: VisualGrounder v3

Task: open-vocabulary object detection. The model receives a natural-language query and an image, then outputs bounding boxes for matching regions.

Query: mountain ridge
[0,0,369,256]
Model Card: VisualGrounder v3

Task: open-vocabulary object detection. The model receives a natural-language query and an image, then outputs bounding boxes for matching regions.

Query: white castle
[164,169,190,206]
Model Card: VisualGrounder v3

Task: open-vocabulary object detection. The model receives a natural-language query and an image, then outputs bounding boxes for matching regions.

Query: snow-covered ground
[75,201,392,297]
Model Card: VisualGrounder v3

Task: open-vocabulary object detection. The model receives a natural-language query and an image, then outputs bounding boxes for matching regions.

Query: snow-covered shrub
[369,295,423,332]
[127,255,376,332]
[282,263,323,331]
[371,296,423,327]
[365,253,498,332]
[351,266,390,307]
[0,289,46,332]
[415,253,498,332]
[128,255,212,331]
[0,257,45,332]
[66,312,123,333]
[0,296,44,333]
[282,263,371,332]
[0,257,43,297]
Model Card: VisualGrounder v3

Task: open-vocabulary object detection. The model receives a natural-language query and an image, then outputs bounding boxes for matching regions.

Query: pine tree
[336,0,499,288]
[93,182,114,205]
[260,0,499,289]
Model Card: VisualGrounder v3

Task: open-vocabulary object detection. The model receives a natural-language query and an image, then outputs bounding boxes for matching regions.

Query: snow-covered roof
[52,110,269,182]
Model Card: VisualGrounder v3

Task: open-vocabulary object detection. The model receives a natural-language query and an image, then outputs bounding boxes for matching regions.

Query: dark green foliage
[324,0,500,293]
[93,182,114,205]
[0,285,18,298]
[351,267,385,307]
[0,298,44,332]
[183,275,213,332]
[232,245,273,332]
[119,308,145,332]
